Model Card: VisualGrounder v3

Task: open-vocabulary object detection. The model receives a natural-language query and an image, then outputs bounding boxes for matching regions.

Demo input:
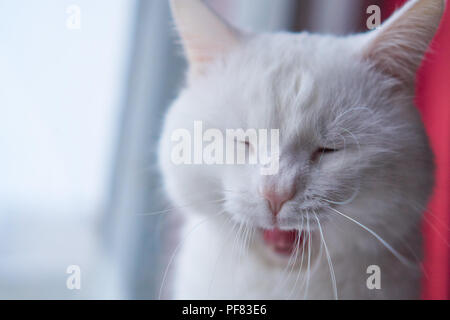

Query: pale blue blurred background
[0,0,367,299]
[0,0,136,299]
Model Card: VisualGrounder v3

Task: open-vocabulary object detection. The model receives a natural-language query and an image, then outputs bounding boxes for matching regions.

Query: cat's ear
[170,0,241,77]
[362,0,445,84]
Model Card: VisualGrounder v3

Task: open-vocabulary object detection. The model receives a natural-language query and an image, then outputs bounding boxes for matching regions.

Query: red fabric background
[382,0,450,300]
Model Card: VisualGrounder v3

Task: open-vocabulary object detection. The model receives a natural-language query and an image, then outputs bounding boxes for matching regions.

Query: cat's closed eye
[311,147,338,162]
[236,138,252,149]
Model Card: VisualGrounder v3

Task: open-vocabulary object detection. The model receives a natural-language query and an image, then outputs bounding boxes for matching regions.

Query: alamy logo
[366,5,381,30]
[66,265,81,290]
[366,265,381,290]
[66,5,81,30]
[171,121,280,175]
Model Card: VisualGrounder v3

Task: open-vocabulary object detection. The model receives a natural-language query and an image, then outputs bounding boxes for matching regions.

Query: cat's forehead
[226,36,363,121]
[193,32,383,144]
[228,34,364,100]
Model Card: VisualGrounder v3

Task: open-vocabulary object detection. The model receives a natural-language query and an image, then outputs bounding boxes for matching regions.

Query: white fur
[158,0,444,299]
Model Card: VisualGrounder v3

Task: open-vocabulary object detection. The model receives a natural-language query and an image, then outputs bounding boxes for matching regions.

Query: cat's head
[159,0,442,244]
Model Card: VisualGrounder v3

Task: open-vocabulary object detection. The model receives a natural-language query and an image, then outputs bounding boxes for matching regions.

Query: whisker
[404,197,450,233]
[422,213,450,247]
[383,188,450,232]
[327,207,415,267]
[284,221,303,293]
[207,216,238,298]
[303,212,312,300]
[287,215,306,299]
[136,198,226,217]
[158,210,225,299]
[326,128,361,205]
[246,223,254,257]
[314,212,338,300]
[230,219,248,296]
[273,227,302,295]
[235,217,250,296]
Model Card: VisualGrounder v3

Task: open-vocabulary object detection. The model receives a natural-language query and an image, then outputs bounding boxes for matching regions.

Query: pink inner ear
[170,0,241,77]
[362,0,444,83]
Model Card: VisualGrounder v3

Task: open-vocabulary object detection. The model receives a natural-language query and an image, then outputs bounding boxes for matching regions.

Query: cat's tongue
[263,229,301,255]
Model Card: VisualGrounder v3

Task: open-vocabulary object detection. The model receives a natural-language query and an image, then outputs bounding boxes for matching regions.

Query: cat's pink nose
[263,188,295,216]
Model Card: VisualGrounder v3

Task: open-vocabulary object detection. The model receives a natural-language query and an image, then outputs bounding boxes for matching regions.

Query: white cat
[158,0,444,299]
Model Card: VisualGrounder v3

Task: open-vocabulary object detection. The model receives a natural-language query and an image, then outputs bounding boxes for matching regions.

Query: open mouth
[263,228,305,256]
